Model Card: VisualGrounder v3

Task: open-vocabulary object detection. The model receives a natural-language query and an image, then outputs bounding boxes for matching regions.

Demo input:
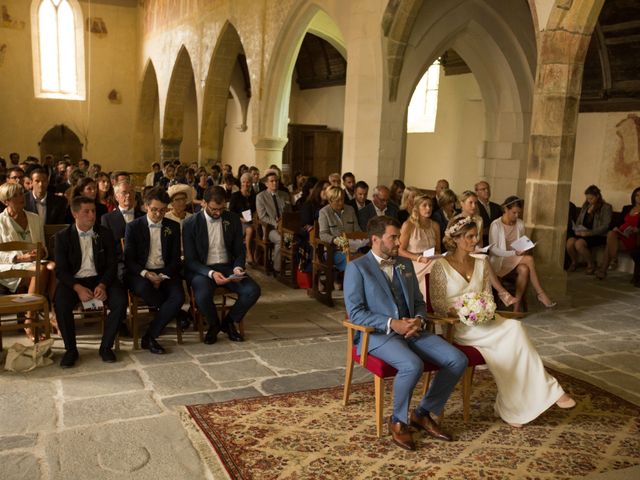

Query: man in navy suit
[24,168,67,224]
[357,185,399,230]
[54,196,127,368]
[124,187,185,354]
[344,216,467,451]
[183,186,261,344]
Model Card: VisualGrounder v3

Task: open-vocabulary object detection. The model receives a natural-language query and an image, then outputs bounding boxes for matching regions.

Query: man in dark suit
[183,186,261,344]
[124,187,184,354]
[357,185,399,231]
[24,168,67,224]
[346,180,372,212]
[54,196,127,368]
[475,181,502,245]
[101,180,144,278]
[344,216,466,451]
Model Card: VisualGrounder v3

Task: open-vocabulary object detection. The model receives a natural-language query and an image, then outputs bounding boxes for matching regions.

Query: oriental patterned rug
[181,370,640,479]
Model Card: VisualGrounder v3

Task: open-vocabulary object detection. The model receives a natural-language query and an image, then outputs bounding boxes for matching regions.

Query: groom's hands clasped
[391,317,422,338]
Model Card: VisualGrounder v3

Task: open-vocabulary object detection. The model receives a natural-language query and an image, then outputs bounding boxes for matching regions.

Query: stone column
[524,28,591,299]
[160,139,181,164]
[253,137,288,171]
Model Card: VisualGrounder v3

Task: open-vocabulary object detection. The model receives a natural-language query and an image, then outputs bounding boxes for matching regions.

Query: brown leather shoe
[410,411,453,442]
[388,417,415,451]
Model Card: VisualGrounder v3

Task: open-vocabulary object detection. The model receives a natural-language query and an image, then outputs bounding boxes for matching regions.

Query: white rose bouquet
[453,292,496,326]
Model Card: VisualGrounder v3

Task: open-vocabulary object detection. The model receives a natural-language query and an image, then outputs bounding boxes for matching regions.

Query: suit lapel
[70,225,82,271]
[141,217,151,261]
[159,219,168,261]
[197,213,209,262]
[394,263,414,317]
[364,252,394,301]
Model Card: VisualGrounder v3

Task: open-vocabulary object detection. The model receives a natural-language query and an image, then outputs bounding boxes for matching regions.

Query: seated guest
[229,172,256,265]
[159,164,176,189]
[397,186,420,224]
[183,186,261,344]
[54,196,125,367]
[236,164,249,187]
[255,170,291,273]
[165,184,194,228]
[6,167,25,186]
[431,179,450,214]
[389,179,405,207]
[342,172,356,202]
[475,181,502,245]
[96,172,117,212]
[145,162,162,187]
[566,185,613,274]
[596,186,640,279]
[489,196,555,311]
[347,180,371,212]
[66,177,108,224]
[0,183,48,341]
[344,215,467,450]
[328,172,341,188]
[88,163,101,178]
[318,186,361,273]
[101,181,145,281]
[24,168,67,224]
[432,189,458,246]
[221,173,239,204]
[398,195,441,300]
[291,172,308,204]
[249,166,264,194]
[124,188,185,354]
[459,190,484,247]
[300,180,329,233]
[294,176,318,210]
[357,185,399,230]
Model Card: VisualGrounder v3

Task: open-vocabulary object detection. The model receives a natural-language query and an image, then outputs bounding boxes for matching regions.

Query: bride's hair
[443,214,477,251]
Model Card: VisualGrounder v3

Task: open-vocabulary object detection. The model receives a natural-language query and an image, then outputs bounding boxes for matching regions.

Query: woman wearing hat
[165,184,194,233]
[489,196,555,311]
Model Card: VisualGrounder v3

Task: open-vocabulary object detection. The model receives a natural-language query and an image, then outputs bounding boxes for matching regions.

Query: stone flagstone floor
[0,268,639,479]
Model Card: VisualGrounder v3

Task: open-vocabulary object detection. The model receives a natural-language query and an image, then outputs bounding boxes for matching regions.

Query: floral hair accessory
[444,215,475,238]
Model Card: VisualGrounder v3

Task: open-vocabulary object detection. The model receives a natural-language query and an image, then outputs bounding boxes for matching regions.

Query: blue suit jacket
[344,251,427,352]
[182,210,245,280]
[123,216,182,279]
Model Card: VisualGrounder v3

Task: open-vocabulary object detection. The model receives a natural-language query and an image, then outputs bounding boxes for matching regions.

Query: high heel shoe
[556,394,576,409]
[537,292,557,308]
[498,291,517,307]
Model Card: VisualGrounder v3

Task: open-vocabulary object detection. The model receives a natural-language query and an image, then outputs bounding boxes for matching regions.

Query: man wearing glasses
[7,167,25,186]
[183,186,261,344]
[124,187,184,354]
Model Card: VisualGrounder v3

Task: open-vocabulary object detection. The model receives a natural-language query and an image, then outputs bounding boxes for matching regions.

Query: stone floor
[0,268,639,479]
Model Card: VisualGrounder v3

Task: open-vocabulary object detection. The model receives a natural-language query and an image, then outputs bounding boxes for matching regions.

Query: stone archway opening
[135,60,160,172]
[39,124,83,164]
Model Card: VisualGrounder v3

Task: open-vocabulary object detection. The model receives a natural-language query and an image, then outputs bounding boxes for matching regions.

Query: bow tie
[121,209,133,216]
[379,258,396,268]
[149,223,162,229]
[79,231,93,238]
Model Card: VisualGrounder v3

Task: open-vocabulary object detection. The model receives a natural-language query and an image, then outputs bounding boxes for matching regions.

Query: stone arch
[379,0,536,199]
[134,60,160,171]
[257,3,346,168]
[162,45,197,162]
[200,21,247,164]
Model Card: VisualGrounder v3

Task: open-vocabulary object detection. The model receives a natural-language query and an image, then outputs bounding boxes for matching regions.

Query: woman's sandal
[498,291,517,307]
[585,265,596,275]
[537,292,557,308]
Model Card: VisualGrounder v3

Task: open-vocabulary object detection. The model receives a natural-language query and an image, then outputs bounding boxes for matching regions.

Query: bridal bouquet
[453,292,496,326]
[333,234,350,253]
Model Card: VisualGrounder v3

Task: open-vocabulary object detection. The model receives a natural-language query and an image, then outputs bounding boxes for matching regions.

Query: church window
[407,60,440,133]
[31,0,85,100]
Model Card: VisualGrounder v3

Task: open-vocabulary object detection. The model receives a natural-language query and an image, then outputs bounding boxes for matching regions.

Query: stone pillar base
[254,137,288,171]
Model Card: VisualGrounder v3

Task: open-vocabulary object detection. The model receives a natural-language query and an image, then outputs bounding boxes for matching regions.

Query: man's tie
[272,194,281,219]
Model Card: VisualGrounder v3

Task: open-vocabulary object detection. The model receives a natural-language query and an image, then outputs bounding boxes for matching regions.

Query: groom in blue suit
[344,216,467,450]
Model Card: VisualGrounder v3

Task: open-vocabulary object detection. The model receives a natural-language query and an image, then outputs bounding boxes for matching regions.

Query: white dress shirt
[142,219,165,274]
[33,193,47,218]
[75,229,98,278]
[203,210,228,266]
[374,205,387,217]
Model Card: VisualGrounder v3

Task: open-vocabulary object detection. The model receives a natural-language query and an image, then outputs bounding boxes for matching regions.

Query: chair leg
[343,354,354,406]
[132,303,140,350]
[462,366,475,422]
[176,316,183,345]
[421,371,433,396]
[374,375,384,438]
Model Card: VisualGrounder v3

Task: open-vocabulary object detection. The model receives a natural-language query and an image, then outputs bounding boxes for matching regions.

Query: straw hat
[167,183,194,203]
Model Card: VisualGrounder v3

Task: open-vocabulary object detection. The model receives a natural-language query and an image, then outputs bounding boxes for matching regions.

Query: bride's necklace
[447,255,473,280]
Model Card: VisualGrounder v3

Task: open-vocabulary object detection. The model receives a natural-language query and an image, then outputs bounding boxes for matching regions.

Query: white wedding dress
[429,257,565,424]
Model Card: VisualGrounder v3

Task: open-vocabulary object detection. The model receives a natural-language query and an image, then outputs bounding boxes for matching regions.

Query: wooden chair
[277,212,301,288]
[342,318,438,437]
[126,291,184,350]
[0,241,50,351]
[189,286,243,341]
[310,223,336,307]
[253,217,274,273]
[44,224,68,260]
[344,231,369,263]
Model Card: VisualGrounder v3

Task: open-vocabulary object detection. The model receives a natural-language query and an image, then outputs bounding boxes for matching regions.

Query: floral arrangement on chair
[453,292,496,326]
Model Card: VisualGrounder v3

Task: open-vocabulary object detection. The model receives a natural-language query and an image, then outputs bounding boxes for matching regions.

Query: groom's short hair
[367,215,400,240]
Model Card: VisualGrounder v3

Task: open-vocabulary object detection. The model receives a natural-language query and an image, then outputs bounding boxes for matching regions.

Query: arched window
[31,0,85,100]
[407,60,441,133]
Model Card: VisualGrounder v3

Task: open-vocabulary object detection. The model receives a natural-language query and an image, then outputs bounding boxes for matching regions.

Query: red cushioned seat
[351,346,439,378]
[453,343,486,366]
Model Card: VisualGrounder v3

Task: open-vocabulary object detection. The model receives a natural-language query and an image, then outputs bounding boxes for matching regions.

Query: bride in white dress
[429,215,575,426]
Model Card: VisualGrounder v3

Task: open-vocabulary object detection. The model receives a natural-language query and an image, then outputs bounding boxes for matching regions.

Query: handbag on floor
[4,339,54,372]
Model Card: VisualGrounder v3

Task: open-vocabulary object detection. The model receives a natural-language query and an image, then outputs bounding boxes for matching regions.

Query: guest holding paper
[229,172,256,265]
[318,186,361,273]
[595,186,640,280]
[566,185,613,274]
[398,195,440,300]
[489,196,555,310]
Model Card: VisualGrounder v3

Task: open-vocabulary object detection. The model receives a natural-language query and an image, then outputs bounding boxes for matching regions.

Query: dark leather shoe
[60,349,79,368]
[203,328,219,345]
[141,335,166,354]
[222,320,244,342]
[388,417,415,451]
[99,348,116,363]
[410,411,452,442]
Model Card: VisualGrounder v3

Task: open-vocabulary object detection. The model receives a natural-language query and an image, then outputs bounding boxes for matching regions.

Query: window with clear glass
[407,60,441,133]
[32,0,85,100]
